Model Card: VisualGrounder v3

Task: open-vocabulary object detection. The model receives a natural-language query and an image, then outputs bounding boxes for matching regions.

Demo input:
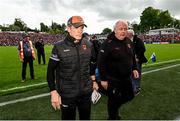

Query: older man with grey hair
[98,20,139,119]
[127,29,147,96]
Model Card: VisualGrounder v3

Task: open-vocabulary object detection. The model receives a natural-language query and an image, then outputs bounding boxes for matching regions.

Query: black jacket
[133,35,147,64]
[47,34,96,98]
[98,32,137,103]
[98,32,137,82]
[35,41,44,53]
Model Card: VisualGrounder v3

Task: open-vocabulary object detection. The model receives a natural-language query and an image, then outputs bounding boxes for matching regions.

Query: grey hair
[113,20,128,31]
[127,29,134,35]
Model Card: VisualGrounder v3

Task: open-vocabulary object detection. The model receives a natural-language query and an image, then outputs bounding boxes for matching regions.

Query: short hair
[114,20,128,31]
[127,29,134,35]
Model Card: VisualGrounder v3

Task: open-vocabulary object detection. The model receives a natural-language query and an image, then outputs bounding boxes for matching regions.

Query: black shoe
[107,115,121,120]
[31,77,35,80]
[117,115,121,120]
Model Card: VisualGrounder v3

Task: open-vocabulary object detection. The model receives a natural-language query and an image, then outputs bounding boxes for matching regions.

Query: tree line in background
[133,6,180,34]
[0,6,180,35]
[0,18,67,34]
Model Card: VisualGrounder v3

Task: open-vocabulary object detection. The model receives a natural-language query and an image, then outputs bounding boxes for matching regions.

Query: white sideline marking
[0,82,47,93]
[1,63,180,107]
[143,58,180,67]
[1,59,179,93]
[0,93,50,107]
[142,63,180,75]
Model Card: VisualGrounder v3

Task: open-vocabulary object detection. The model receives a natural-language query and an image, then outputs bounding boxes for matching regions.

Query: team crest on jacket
[82,44,87,50]
[127,44,131,49]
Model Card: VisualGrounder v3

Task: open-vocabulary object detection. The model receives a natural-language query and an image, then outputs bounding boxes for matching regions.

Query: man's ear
[66,26,71,33]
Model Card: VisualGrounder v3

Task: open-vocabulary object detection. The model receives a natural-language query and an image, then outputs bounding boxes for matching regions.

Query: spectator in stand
[127,29,147,95]
[35,38,46,64]
[18,33,36,82]
[98,20,139,119]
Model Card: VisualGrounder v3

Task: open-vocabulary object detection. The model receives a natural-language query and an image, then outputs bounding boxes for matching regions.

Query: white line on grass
[1,63,180,107]
[0,93,50,107]
[143,58,180,67]
[142,63,180,75]
[1,59,180,94]
[0,82,47,93]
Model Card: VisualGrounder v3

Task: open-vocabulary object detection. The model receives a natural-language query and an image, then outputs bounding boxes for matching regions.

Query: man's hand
[91,75,99,90]
[50,90,61,110]
[93,81,99,90]
[101,81,108,90]
[133,70,139,79]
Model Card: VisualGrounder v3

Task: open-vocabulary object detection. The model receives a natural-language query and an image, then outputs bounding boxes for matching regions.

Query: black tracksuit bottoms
[61,93,91,120]
[22,56,34,80]
[37,50,45,64]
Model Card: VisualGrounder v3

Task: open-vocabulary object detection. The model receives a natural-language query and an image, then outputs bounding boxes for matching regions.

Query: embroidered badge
[82,44,87,50]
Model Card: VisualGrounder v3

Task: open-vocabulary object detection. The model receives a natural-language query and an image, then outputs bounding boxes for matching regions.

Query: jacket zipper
[75,45,81,94]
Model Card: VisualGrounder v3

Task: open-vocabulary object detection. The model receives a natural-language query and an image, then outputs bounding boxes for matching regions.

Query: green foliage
[102,28,112,35]
[14,18,27,31]
[40,22,50,32]
[137,7,179,33]
[158,10,172,28]
[40,22,66,34]
[140,7,160,31]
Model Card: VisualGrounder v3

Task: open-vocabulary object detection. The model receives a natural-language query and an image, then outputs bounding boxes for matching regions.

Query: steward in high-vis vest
[18,33,36,82]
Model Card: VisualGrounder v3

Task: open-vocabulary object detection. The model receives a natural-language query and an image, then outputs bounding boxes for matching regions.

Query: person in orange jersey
[18,33,36,82]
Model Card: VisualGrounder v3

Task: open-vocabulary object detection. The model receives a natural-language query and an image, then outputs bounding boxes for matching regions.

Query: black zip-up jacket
[98,32,137,85]
[47,34,96,98]
[133,35,147,64]
[98,32,137,103]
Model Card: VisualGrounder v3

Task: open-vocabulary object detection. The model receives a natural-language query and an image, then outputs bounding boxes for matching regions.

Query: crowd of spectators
[0,32,64,46]
[138,32,180,43]
[0,32,180,46]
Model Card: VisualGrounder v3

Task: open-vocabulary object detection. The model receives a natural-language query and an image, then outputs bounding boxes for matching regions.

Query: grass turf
[0,44,180,119]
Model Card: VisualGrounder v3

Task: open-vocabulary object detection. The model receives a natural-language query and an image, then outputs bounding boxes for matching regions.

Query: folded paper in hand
[91,90,101,104]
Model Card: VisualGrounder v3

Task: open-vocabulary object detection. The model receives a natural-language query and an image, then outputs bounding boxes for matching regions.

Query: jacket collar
[64,34,82,47]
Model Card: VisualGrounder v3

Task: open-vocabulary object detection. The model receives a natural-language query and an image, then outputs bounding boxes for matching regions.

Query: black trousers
[37,50,45,64]
[61,93,91,120]
[107,93,123,120]
[22,56,34,80]
[107,80,134,120]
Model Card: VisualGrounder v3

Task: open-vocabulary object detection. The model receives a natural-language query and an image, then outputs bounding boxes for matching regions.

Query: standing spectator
[90,35,101,80]
[90,35,107,95]
[98,20,139,119]
[127,30,147,95]
[47,16,98,120]
[90,35,101,58]
[35,38,46,64]
[18,33,36,82]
